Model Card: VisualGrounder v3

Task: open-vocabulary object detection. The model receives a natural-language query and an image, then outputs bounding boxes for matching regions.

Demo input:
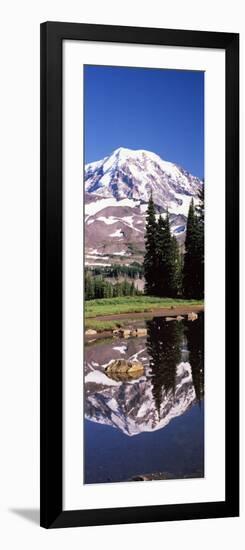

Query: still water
[84,313,204,484]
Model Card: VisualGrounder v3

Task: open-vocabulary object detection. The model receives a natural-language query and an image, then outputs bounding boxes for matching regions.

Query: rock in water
[118,328,131,338]
[85,329,97,336]
[105,359,144,381]
[187,312,198,321]
[131,328,147,337]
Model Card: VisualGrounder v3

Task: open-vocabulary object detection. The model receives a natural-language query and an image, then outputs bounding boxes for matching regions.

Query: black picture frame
[40,21,239,528]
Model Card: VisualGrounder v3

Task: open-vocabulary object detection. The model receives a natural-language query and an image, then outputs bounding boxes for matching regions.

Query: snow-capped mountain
[84,147,203,265]
[85,147,201,207]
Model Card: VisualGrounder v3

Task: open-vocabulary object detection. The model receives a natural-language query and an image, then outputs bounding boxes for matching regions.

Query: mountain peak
[113,146,132,156]
[105,146,167,165]
[85,147,202,208]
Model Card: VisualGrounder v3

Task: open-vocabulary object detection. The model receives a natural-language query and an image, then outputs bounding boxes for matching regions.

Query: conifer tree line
[85,272,142,301]
[143,189,204,299]
[88,263,143,279]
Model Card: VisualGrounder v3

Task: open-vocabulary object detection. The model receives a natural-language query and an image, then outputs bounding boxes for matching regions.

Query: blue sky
[84,65,204,179]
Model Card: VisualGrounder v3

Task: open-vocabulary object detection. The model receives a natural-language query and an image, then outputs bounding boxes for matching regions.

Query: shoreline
[85,304,204,340]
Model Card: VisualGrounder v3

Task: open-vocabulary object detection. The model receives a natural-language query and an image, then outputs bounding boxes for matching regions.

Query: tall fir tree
[196,185,204,223]
[155,214,168,296]
[171,235,182,297]
[143,193,157,295]
[156,212,180,297]
[165,212,181,297]
[196,185,204,299]
[183,198,204,299]
[183,198,195,297]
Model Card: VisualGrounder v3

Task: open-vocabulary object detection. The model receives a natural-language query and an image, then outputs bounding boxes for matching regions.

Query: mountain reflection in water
[84,313,204,484]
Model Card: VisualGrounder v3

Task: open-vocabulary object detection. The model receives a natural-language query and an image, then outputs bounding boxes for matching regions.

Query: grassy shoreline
[85,296,204,332]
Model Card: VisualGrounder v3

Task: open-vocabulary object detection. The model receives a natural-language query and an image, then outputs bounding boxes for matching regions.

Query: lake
[84,313,204,484]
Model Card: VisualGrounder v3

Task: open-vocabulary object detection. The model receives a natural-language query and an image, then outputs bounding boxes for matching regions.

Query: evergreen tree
[155,214,168,296]
[165,211,180,297]
[196,185,204,224]
[156,212,180,297]
[85,272,95,300]
[171,235,182,296]
[183,199,196,297]
[130,281,136,296]
[84,270,141,301]
[143,193,157,295]
[178,252,184,297]
[183,198,204,299]
[195,185,204,299]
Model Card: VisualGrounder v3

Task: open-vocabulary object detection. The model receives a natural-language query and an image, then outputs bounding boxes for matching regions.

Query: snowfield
[85,197,140,216]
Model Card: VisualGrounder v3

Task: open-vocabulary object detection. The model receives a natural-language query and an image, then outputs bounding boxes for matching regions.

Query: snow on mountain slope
[85,147,202,205]
[84,147,203,265]
[85,197,139,217]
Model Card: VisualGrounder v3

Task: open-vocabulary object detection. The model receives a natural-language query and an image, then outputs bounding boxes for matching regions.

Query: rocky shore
[85,307,203,340]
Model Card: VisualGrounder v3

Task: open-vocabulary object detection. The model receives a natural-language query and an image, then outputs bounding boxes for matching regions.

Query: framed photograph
[40,22,239,528]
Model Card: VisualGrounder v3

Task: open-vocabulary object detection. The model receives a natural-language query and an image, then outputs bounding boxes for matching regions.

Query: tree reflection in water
[146,313,204,415]
[146,318,182,416]
[186,313,204,404]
